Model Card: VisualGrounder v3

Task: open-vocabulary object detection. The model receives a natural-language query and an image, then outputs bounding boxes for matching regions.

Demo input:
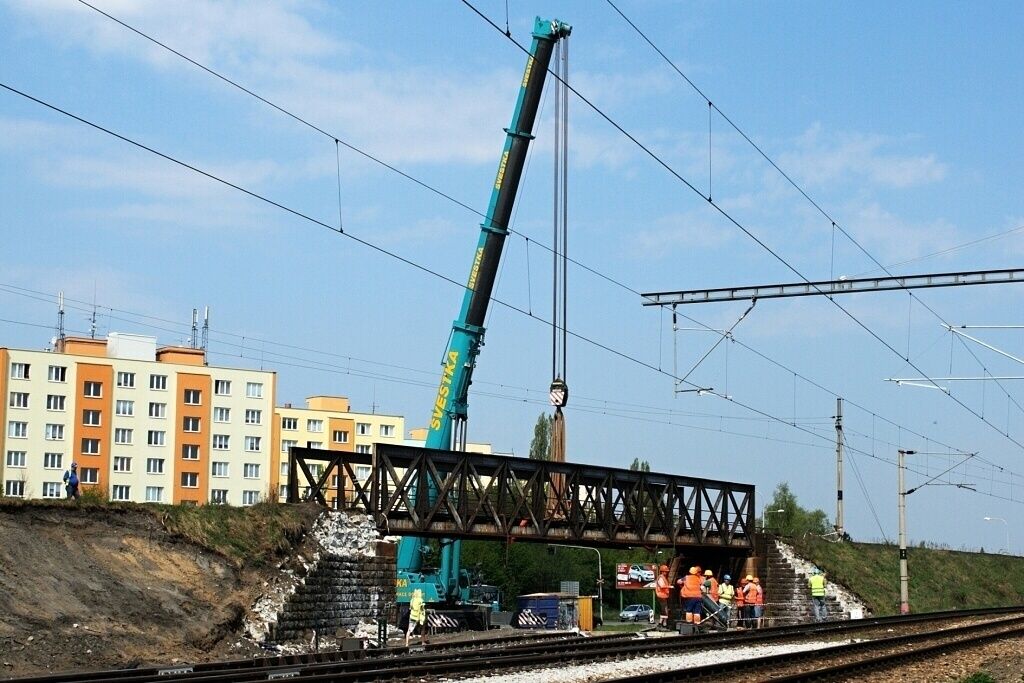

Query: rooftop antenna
[56,291,66,345]
[190,308,199,349]
[201,306,210,366]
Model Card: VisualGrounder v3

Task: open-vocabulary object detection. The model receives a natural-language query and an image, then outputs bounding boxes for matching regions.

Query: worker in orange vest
[655,564,672,627]
[734,576,746,629]
[753,577,765,628]
[679,566,704,625]
[742,574,758,628]
[702,569,719,601]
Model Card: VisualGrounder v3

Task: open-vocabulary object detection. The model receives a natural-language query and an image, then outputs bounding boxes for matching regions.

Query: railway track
[12,606,1024,683]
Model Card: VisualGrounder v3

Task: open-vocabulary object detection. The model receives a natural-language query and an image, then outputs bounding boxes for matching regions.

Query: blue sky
[2,1,1023,552]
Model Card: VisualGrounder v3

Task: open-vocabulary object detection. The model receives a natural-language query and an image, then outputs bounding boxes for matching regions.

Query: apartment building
[1,334,275,505]
[274,396,405,505]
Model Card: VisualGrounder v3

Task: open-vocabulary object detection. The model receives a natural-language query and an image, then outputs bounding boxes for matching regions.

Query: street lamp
[984,516,1011,555]
[555,544,604,626]
[762,507,785,533]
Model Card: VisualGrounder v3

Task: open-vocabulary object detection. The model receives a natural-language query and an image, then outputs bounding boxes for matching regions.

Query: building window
[111,484,130,501]
[244,436,261,452]
[116,371,135,389]
[5,451,26,468]
[245,409,261,425]
[241,490,260,506]
[212,434,230,450]
[8,421,28,438]
[81,468,98,484]
[44,423,64,441]
[181,444,199,460]
[213,407,230,423]
[279,462,289,476]
[84,381,102,398]
[9,392,29,409]
[47,395,66,411]
[355,465,371,481]
[115,400,134,416]
[308,441,323,449]
[243,463,260,479]
[114,428,133,445]
[183,388,201,405]
[42,482,62,498]
[281,439,297,453]
[147,430,165,447]
[44,452,63,469]
[279,484,287,499]
[149,402,166,418]
[10,362,30,380]
[331,474,340,487]
[113,456,132,473]
[355,444,372,454]
[214,380,231,396]
[146,457,164,474]
[145,486,163,502]
[150,374,167,390]
[82,409,101,426]
[356,422,371,436]
[333,430,349,444]
[307,419,324,433]
[48,365,67,383]
[81,438,100,454]
[180,472,199,488]
[182,416,201,432]
[379,424,395,438]
[4,480,25,497]
[246,382,263,398]
[281,417,297,430]
[210,489,229,505]
[211,461,229,477]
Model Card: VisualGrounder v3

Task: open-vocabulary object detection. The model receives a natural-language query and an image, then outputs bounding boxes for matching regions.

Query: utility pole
[835,397,844,539]
[898,449,916,614]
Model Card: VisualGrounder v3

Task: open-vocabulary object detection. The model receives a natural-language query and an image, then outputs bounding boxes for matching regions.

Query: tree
[629,458,651,472]
[529,413,552,461]
[761,482,831,537]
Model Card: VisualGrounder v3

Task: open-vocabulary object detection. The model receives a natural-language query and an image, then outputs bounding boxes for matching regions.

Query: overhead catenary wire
[600,0,1024,457]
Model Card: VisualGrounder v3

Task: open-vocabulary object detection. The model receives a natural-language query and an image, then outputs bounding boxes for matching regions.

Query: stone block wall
[764,538,868,626]
[270,541,396,642]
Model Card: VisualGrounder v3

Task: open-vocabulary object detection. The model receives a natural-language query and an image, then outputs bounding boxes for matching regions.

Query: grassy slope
[788,536,1024,615]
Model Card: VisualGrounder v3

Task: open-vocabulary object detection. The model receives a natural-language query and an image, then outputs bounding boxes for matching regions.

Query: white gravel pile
[312,511,381,556]
[775,540,869,617]
[244,570,300,641]
[449,639,853,683]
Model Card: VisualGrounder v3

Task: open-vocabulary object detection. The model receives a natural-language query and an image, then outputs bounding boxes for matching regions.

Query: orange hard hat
[703,570,713,577]
[660,565,669,573]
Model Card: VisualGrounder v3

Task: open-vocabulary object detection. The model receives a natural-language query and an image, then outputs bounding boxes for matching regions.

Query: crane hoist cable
[549,37,570,465]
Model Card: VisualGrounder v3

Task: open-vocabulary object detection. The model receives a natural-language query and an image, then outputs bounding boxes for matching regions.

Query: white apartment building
[1,334,275,505]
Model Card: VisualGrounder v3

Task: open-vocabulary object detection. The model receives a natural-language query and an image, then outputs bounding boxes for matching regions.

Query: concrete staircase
[763,538,861,626]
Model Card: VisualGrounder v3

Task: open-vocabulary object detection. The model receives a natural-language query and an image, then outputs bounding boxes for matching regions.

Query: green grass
[156,501,320,566]
[788,536,1024,615]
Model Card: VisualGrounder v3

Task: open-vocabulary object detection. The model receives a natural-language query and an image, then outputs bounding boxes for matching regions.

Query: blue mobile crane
[395,17,572,617]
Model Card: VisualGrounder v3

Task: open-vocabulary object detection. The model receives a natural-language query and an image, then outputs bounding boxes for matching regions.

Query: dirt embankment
[0,502,318,679]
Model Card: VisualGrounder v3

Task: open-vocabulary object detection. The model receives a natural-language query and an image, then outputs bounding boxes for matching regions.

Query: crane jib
[430,350,459,431]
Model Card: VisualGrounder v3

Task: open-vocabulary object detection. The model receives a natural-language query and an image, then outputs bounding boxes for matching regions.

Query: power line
[600,0,1024,461]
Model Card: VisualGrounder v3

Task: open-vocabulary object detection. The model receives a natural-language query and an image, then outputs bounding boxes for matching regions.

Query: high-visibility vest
[743,582,757,603]
[655,574,671,600]
[703,577,719,601]
[680,574,703,598]
[808,574,827,597]
[735,582,746,606]
[754,584,764,606]
[719,583,735,603]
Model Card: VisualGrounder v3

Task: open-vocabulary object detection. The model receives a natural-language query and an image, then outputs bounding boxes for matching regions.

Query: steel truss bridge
[286,444,754,550]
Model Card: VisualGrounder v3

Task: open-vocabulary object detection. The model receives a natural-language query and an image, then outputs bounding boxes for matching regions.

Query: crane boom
[396,16,572,602]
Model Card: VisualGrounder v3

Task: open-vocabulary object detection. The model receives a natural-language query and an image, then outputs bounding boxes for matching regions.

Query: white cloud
[779,123,947,189]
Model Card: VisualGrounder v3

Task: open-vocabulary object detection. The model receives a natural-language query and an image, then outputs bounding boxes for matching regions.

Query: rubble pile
[311,512,381,557]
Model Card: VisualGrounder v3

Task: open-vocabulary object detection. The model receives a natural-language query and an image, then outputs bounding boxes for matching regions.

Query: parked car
[628,564,655,583]
[619,604,654,622]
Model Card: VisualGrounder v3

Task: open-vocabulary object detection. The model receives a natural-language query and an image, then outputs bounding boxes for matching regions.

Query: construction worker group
[655,564,765,630]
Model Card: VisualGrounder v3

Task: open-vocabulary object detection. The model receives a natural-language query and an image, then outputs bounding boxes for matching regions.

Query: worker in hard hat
[679,566,704,626]
[405,588,428,647]
[808,568,828,623]
[718,574,735,630]
[734,575,747,629]
[742,574,757,628]
[655,564,672,627]
[752,577,765,628]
